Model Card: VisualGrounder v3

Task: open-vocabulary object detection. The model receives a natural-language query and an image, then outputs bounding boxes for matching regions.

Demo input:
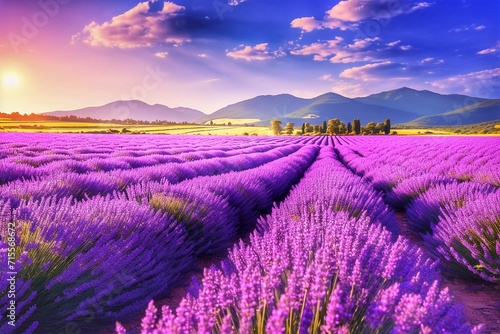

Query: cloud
[477,42,500,55]
[319,74,333,81]
[203,78,221,84]
[291,0,433,32]
[228,0,247,5]
[226,43,283,61]
[198,53,208,58]
[273,48,287,58]
[449,24,487,33]
[411,2,432,11]
[386,40,400,47]
[155,51,169,58]
[290,37,343,61]
[73,1,188,48]
[430,68,500,97]
[290,17,323,33]
[348,37,380,50]
[339,61,410,81]
[330,81,364,97]
[291,36,384,63]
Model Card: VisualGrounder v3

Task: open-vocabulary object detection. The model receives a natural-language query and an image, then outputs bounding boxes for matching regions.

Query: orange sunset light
[2,72,22,89]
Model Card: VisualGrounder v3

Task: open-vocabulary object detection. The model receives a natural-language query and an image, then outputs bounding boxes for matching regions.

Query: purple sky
[0,0,499,114]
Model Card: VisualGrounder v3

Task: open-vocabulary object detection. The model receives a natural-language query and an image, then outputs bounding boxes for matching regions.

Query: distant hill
[356,87,486,116]
[283,92,419,124]
[198,90,424,125]
[195,94,311,124]
[44,100,205,122]
[403,100,500,126]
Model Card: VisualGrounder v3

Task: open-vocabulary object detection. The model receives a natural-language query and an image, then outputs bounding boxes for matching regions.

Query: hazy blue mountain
[283,92,419,124]
[195,94,311,124]
[356,87,486,116]
[404,100,500,126]
[44,100,205,122]
[199,91,420,125]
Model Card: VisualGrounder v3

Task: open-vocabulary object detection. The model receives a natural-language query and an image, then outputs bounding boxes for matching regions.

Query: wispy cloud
[203,78,221,84]
[330,81,364,97]
[228,0,247,6]
[155,51,169,58]
[291,0,433,32]
[386,40,400,47]
[430,68,500,96]
[291,37,393,63]
[73,1,188,48]
[449,24,486,33]
[339,61,410,81]
[348,37,380,50]
[477,42,500,55]
[290,37,346,62]
[226,43,284,61]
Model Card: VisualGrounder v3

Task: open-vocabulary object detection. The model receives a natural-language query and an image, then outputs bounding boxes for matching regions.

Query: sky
[0,0,499,114]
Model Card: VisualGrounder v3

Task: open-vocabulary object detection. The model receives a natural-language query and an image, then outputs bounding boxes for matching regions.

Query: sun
[2,73,21,89]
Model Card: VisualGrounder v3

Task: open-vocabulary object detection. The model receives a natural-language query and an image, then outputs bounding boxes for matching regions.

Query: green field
[0,120,273,135]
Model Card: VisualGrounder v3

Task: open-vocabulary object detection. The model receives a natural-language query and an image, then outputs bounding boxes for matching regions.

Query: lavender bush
[424,192,500,283]
[406,181,497,233]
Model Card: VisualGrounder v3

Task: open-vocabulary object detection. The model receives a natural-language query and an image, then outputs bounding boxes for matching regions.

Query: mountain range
[43,87,500,126]
[44,100,205,123]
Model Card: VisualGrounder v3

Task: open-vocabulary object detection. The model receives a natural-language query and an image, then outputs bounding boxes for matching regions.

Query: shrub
[424,192,500,283]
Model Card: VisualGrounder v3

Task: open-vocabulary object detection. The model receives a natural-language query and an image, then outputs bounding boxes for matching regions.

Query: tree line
[271,118,392,136]
[0,112,196,126]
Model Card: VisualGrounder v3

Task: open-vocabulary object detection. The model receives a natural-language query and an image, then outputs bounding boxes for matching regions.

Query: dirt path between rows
[394,212,500,333]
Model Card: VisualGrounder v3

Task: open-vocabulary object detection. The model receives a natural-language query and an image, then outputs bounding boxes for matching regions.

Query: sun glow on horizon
[2,72,22,89]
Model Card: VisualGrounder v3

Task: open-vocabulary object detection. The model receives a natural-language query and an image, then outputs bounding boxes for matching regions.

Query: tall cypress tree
[347,122,352,134]
[301,122,305,134]
[353,119,361,135]
[384,118,391,135]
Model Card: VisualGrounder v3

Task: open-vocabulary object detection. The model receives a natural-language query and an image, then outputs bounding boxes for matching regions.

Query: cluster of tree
[0,112,195,126]
[270,118,391,135]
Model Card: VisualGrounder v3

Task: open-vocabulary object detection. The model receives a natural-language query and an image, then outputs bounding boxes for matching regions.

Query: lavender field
[1,133,499,333]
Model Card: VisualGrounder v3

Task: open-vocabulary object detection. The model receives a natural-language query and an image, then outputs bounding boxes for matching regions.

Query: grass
[0,120,273,135]
[390,128,452,135]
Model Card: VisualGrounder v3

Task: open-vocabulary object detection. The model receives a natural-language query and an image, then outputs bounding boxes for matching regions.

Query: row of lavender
[0,133,318,333]
[123,146,480,333]
[336,137,500,283]
[0,133,307,185]
[0,133,330,189]
[0,134,315,207]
